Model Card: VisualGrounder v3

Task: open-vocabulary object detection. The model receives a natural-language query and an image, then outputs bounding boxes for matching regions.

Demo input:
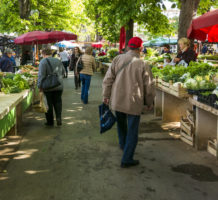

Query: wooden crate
[159,80,189,98]
[161,80,171,88]
[181,118,192,136]
[180,130,194,146]
[155,77,163,87]
[170,83,189,98]
[186,109,195,126]
[180,116,194,146]
[207,139,217,157]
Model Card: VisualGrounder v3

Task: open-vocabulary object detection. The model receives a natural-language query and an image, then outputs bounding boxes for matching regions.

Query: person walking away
[59,48,69,78]
[102,37,155,168]
[79,46,96,104]
[69,47,83,89]
[37,48,65,126]
[0,48,13,72]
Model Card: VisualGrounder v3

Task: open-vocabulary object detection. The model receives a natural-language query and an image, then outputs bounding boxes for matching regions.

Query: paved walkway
[0,72,218,200]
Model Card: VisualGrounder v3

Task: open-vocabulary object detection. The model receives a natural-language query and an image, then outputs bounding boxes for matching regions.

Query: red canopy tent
[14,31,77,62]
[38,31,77,43]
[14,31,47,45]
[14,31,77,45]
[187,9,218,42]
[119,27,126,53]
[92,42,103,48]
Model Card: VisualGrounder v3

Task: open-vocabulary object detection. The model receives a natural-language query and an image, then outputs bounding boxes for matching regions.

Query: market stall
[0,89,33,138]
[0,68,38,139]
[153,60,218,155]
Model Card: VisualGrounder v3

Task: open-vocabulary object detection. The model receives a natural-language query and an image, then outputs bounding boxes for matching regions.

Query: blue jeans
[115,111,140,164]
[80,74,91,104]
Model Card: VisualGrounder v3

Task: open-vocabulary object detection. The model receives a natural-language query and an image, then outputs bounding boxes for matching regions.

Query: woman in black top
[174,38,196,65]
[69,47,83,89]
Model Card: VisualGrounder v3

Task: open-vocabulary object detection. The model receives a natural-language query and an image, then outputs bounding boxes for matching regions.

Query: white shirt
[59,51,69,62]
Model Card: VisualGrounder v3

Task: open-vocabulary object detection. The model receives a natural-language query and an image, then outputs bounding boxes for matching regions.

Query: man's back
[103,50,155,115]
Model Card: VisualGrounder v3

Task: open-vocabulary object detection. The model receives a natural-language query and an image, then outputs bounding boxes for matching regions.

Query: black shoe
[121,160,140,168]
[57,121,62,126]
[44,123,54,126]
[57,119,62,126]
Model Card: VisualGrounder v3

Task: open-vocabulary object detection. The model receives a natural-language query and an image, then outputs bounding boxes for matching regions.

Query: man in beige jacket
[102,37,155,168]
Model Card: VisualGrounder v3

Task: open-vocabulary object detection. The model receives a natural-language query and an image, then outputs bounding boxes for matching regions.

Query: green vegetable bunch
[1,74,30,94]
[198,55,218,61]
[160,65,187,83]
[146,48,159,58]
[187,62,216,77]
[107,48,119,59]
[96,56,110,63]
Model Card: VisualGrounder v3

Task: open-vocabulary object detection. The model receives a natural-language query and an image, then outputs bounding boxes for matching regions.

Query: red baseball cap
[128,37,143,49]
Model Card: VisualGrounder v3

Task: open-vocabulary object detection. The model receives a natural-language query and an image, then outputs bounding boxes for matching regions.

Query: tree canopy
[84,0,172,43]
[0,0,95,40]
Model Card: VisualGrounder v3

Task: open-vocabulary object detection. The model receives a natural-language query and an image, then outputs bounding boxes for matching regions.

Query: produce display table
[155,85,191,122]
[189,97,218,154]
[98,62,111,74]
[0,89,33,138]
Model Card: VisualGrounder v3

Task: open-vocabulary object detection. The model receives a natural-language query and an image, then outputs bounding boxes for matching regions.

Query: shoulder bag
[116,59,132,76]
[76,55,83,73]
[41,58,61,90]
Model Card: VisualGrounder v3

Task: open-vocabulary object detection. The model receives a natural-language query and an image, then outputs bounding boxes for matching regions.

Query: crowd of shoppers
[36,38,155,168]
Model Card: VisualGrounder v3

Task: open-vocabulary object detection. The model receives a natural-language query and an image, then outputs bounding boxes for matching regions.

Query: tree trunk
[18,0,31,19]
[125,19,134,50]
[178,0,200,48]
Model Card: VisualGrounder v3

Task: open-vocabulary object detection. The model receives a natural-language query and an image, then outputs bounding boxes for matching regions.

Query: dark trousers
[74,74,81,89]
[80,74,91,104]
[115,111,140,164]
[62,61,69,77]
[44,90,63,125]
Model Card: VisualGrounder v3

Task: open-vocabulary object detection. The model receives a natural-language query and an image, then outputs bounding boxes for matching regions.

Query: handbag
[76,56,83,73]
[99,103,116,134]
[41,58,61,90]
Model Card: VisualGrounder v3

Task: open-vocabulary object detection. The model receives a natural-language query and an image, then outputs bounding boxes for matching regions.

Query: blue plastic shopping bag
[98,103,116,134]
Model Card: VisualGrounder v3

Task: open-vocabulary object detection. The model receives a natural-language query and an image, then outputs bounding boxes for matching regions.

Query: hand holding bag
[41,58,61,90]
[99,103,116,134]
